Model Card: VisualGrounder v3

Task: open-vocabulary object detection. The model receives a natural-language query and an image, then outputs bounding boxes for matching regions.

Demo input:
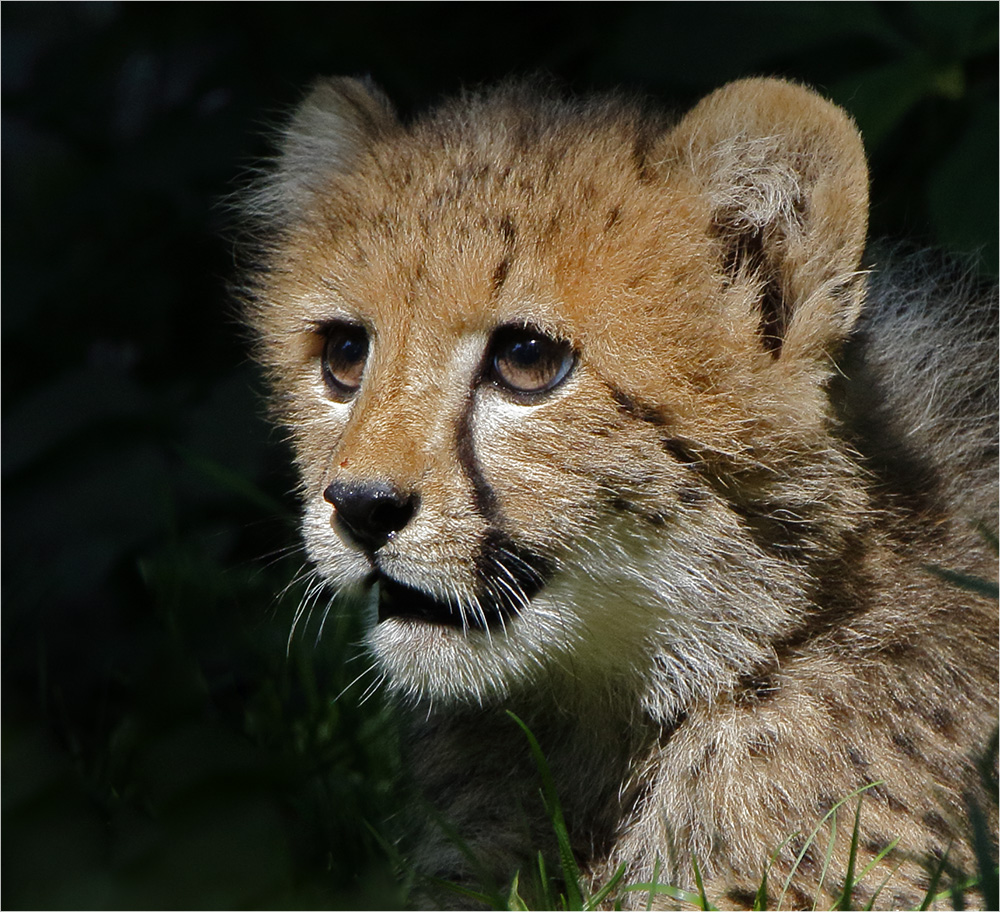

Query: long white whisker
[358,669,388,705]
[333,661,381,704]
[314,591,339,646]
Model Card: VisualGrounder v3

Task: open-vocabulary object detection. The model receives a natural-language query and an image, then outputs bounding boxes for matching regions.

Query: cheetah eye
[320,321,369,398]
[487,325,575,396]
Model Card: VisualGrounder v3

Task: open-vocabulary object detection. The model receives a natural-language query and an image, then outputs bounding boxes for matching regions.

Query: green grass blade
[833,798,863,910]
[507,711,584,910]
[969,799,999,911]
[362,819,418,903]
[854,836,899,886]
[624,882,705,905]
[918,846,951,912]
[756,831,802,911]
[537,850,557,910]
[507,871,529,911]
[429,876,498,907]
[646,857,662,912]
[752,864,768,911]
[927,873,984,908]
[691,853,716,910]
[778,782,882,909]
[923,564,999,599]
[865,867,899,911]
[949,876,968,911]
[814,805,838,908]
[586,862,627,910]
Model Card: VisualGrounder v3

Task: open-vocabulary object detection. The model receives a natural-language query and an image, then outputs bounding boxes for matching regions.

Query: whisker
[333,661,381,704]
[358,669,388,705]
[314,592,339,646]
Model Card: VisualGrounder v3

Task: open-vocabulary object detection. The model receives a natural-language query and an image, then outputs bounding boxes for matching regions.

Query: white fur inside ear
[702,133,806,239]
[254,76,396,224]
[666,78,869,360]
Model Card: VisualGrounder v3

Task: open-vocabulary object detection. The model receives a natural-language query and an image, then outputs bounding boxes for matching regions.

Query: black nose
[323,480,419,552]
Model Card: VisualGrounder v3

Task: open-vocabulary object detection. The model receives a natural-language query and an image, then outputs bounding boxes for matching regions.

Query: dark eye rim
[316,318,370,399]
[485,323,576,399]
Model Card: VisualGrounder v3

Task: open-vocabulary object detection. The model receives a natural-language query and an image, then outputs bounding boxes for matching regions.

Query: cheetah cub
[244,77,998,908]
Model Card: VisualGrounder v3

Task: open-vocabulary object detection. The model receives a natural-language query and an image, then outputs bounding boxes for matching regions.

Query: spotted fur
[242,78,998,908]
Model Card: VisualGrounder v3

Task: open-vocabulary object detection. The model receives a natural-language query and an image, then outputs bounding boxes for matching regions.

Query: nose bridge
[333,344,465,490]
[336,383,431,486]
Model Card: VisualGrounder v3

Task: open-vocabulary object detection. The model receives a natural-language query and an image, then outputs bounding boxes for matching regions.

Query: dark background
[3,3,997,908]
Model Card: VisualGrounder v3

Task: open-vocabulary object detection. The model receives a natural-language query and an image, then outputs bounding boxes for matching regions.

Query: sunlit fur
[242,78,998,909]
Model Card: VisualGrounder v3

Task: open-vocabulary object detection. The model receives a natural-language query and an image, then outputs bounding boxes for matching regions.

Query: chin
[365,571,606,707]
[368,614,529,706]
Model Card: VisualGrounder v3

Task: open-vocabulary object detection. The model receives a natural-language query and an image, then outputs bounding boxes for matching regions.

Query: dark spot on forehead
[492,257,511,294]
[499,214,517,246]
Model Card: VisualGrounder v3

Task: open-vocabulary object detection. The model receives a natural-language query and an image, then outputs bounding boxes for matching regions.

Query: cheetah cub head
[246,78,869,712]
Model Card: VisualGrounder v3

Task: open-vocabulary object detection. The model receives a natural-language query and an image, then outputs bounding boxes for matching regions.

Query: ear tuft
[255,76,397,225]
[667,78,869,360]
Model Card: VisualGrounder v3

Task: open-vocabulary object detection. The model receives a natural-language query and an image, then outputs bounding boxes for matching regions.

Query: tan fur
[242,78,998,908]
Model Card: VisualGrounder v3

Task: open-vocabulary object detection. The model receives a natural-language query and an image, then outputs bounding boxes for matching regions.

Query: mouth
[376,575,468,627]
[373,533,554,631]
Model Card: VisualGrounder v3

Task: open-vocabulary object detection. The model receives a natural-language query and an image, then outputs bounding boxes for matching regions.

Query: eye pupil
[337,336,365,363]
[321,322,369,398]
[509,339,540,367]
[489,326,574,395]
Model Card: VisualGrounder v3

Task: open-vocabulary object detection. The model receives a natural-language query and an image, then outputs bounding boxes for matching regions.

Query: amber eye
[320,321,369,397]
[488,325,575,396]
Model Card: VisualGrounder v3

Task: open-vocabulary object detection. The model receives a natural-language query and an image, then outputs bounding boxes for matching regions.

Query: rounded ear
[256,76,397,224]
[664,78,869,361]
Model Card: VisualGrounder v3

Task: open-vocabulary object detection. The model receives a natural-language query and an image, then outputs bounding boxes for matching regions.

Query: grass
[391,714,998,912]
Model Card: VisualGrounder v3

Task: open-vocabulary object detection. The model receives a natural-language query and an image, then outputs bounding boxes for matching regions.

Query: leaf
[832,58,936,151]
[926,103,1000,264]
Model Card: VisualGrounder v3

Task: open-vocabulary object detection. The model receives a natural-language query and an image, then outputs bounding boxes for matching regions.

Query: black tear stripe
[473,530,554,628]
[453,387,554,629]
[456,391,501,521]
